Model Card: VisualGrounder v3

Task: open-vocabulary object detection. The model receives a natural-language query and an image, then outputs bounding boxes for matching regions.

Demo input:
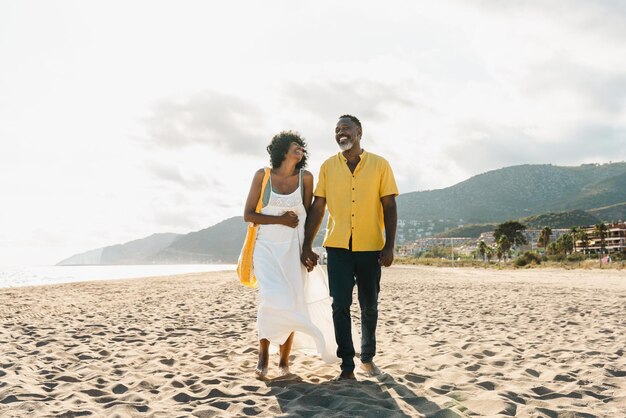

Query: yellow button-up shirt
[314,151,399,251]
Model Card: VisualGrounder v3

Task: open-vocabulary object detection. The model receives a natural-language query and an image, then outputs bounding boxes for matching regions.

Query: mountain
[57,233,181,265]
[153,217,247,263]
[520,210,601,229]
[589,202,626,222]
[57,218,248,266]
[397,163,626,223]
[396,163,626,242]
[58,162,626,265]
[152,215,328,263]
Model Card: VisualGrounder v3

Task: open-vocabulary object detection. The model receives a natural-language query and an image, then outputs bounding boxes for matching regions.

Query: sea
[0,264,237,289]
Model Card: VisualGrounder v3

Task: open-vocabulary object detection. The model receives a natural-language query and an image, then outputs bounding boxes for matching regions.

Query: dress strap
[262,169,272,207]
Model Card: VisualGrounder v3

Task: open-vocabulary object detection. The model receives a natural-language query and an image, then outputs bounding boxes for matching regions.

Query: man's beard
[338,140,354,152]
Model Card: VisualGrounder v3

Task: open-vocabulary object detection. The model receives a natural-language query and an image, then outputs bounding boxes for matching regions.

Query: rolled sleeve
[379,159,399,198]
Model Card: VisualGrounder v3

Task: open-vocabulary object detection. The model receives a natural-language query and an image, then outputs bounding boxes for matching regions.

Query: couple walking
[243,115,398,381]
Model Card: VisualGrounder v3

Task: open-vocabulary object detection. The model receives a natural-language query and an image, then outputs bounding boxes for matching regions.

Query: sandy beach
[1,266,625,417]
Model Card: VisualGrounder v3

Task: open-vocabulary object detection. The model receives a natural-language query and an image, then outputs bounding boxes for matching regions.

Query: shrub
[548,254,566,262]
[515,251,542,267]
[567,253,585,262]
[610,251,625,261]
[514,258,528,267]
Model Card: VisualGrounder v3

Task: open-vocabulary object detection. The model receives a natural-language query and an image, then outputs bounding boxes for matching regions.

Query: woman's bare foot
[254,359,269,380]
[278,365,291,377]
[277,332,294,378]
[255,339,270,380]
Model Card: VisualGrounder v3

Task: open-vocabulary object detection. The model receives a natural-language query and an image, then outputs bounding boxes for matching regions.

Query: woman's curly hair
[266,131,308,169]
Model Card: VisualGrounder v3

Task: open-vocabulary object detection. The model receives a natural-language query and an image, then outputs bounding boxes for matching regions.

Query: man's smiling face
[335,118,361,152]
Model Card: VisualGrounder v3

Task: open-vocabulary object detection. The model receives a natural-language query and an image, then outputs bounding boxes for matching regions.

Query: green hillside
[589,202,626,222]
[154,216,247,263]
[437,224,496,238]
[521,210,600,229]
[397,163,626,224]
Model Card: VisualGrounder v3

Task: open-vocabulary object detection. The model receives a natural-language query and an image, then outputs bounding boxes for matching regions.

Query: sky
[1,0,625,266]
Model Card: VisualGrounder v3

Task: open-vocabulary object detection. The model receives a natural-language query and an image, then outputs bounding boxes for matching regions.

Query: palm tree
[478,240,488,262]
[547,242,558,255]
[556,234,574,255]
[538,226,552,252]
[486,247,494,263]
[595,223,608,254]
[576,230,589,255]
[498,235,511,261]
[571,226,580,253]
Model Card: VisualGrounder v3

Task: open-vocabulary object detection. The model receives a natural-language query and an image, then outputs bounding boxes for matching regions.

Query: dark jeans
[326,247,381,372]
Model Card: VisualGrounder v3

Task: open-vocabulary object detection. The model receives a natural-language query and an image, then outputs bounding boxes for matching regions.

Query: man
[301,114,398,381]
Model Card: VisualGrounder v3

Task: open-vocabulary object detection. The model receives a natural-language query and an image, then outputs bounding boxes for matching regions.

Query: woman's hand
[279,211,299,228]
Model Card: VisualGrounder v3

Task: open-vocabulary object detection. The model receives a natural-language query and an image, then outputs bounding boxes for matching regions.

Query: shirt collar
[338,149,368,163]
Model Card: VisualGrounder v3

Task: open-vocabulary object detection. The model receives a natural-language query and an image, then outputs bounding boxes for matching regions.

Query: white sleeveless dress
[252,177,337,363]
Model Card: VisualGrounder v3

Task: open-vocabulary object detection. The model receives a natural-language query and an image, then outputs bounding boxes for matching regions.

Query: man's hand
[378,245,394,267]
[301,247,319,272]
[301,196,326,272]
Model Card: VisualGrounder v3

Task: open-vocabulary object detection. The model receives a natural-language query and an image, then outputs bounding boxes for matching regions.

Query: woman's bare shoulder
[251,168,268,184]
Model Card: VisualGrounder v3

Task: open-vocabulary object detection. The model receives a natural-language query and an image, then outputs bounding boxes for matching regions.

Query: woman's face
[286,141,304,163]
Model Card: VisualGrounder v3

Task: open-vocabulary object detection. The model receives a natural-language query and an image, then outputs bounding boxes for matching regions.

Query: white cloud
[143,91,267,154]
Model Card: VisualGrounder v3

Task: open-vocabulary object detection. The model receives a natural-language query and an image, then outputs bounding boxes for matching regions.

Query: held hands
[279,211,299,228]
[378,246,394,267]
[301,247,319,272]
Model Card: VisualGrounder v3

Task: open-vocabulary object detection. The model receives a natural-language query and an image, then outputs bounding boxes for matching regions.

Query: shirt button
[352,188,355,190]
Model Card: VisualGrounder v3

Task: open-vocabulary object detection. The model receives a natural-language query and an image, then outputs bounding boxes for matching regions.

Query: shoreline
[0,264,236,290]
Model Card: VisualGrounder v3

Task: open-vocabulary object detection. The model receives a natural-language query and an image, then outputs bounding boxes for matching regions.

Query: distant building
[478,232,495,246]
[397,237,475,257]
[574,222,626,254]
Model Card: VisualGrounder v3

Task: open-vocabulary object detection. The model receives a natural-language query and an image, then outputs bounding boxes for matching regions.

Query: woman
[243,131,336,379]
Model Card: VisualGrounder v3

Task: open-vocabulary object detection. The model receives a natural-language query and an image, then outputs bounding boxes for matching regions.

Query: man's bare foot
[360,361,382,377]
[332,370,356,381]
[278,365,291,377]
